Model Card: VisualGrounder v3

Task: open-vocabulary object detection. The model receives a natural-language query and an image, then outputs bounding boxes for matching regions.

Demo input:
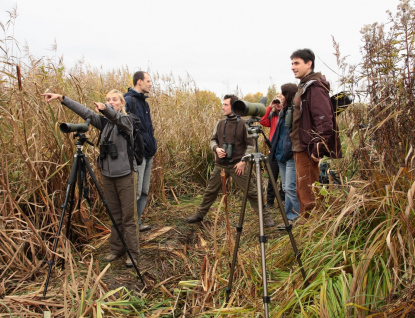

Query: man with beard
[186,94,276,227]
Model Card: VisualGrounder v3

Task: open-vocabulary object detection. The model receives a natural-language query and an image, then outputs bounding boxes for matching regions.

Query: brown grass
[2,1,415,317]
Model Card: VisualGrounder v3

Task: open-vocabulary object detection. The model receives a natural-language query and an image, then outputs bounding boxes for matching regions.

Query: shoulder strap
[222,117,240,144]
[120,113,135,171]
[97,122,115,146]
[104,125,115,142]
[96,117,109,146]
[300,80,317,96]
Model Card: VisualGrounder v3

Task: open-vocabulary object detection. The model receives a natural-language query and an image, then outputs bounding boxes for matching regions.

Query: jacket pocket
[283,133,293,160]
[142,133,157,157]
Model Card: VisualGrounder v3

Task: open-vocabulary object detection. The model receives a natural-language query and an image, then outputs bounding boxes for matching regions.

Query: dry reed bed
[1,1,415,316]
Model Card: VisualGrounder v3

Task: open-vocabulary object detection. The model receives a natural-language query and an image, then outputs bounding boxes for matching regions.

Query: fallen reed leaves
[1,1,415,316]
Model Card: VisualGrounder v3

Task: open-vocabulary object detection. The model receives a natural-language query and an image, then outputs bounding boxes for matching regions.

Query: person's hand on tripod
[234,161,246,176]
[42,93,63,103]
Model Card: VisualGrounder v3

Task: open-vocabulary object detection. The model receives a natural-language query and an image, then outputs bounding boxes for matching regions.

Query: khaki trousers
[197,164,260,217]
[102,172,139,259]
[293,151,319,215]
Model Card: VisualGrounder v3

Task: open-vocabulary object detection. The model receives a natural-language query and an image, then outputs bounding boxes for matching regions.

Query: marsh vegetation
[1,1,414,317]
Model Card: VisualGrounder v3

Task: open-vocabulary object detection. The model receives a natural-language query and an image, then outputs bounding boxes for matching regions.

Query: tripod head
[73,132,94,148]
[245,117,272,152]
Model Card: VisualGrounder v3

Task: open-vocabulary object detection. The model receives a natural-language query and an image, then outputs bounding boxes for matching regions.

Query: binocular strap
[222,116,240,146]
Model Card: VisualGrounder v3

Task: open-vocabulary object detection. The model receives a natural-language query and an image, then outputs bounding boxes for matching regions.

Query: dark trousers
[197,164,260,216]
[266,157,284,204]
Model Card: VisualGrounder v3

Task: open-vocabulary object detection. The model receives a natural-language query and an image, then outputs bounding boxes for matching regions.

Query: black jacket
[124,88,157,158]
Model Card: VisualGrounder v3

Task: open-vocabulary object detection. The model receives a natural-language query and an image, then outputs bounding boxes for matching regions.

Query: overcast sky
[1,0,401,98]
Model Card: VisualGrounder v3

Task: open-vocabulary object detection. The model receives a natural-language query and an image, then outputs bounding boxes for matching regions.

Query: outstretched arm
[42,93,63,103]
[42,93,103,129]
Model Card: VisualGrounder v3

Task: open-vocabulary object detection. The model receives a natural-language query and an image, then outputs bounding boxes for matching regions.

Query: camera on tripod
[99,141,118,159]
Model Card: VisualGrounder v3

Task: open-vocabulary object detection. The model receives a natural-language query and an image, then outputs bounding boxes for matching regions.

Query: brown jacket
[290,72,342,159]
[210,116,254,165]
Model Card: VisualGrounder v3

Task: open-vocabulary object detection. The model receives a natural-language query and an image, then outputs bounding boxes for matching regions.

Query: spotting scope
[60,118,91,133]
[232,97,267,117]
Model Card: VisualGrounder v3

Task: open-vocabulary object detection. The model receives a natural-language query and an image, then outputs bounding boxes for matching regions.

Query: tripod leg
[61,157,84,270]
[255,158,270,318]
[226,159,253,302]
[264,160,307,281]
[81,156,145,285]
[43,154,79,299]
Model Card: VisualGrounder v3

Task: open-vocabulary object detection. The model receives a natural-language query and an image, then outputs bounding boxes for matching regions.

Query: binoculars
[222,142,235,163]
[100,141,118,159]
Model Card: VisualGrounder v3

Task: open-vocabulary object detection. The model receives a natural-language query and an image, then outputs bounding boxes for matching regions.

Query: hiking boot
[186,213,204,223]
[139,224,152,232]
[264,216,276,228]
[265,203,274,209]
[126,256,139,268]
[263,207,275,228]
[103,253,124,262]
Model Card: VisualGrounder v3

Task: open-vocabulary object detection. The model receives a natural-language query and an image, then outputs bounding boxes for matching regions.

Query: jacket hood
[298,72,330,96]
[124,88,149,100]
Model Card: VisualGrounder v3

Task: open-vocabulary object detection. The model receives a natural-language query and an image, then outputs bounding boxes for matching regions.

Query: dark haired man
[186,94,276,227]
[289,49,341,217]
[124,71,157,232]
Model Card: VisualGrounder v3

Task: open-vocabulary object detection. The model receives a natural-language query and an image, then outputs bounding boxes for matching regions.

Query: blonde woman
[43,90,140,268]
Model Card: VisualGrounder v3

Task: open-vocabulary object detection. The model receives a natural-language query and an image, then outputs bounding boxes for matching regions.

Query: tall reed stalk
[1,1,415,317]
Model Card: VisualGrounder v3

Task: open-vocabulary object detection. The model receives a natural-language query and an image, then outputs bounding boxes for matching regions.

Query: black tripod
[43,131,144,299]
[225,118,307,317]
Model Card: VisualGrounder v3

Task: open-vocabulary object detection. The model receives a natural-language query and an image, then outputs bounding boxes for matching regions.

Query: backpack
[125,96,147,166]
[313,80,353,115]
[330,91,353,115]
[123,112,144,166]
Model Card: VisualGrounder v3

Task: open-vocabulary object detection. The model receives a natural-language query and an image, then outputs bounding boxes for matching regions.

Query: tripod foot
[276,221,294,231]
[225,287,231,303]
